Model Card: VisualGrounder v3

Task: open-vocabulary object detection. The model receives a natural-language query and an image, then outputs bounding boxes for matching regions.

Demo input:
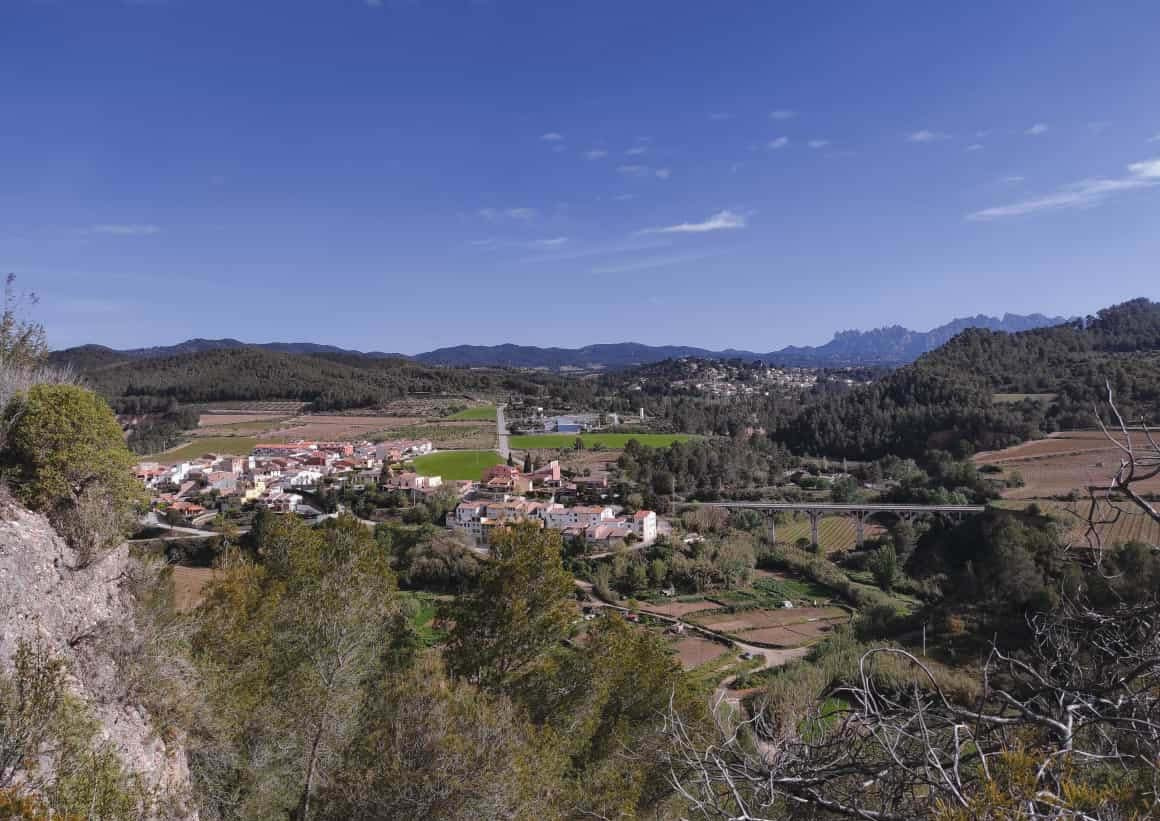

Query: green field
[510,433,696,450]
[448,405,497,421]
[153,436,261,463]
[411,450,502,480]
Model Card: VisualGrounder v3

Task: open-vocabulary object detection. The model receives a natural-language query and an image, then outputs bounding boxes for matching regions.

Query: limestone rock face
[0,504,196,819]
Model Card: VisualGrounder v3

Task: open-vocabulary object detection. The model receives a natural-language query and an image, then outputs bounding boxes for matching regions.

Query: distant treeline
[53,346,599,411]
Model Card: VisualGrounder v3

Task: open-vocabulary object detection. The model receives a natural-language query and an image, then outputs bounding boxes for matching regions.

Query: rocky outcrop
[0,503,196,818]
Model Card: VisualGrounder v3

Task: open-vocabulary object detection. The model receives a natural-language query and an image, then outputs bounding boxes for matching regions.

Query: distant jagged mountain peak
[51,311,1071,372]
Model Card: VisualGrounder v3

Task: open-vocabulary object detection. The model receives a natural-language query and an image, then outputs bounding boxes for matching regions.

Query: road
[496,403,510,460]
[133,512,231,541]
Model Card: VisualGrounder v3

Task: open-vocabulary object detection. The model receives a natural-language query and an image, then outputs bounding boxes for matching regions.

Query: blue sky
[2,0,1158,352]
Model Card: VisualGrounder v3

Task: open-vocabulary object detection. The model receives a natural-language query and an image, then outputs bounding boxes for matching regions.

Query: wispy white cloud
[907,129,949,143]
[975,129,992,138]
[365,0,383,6]
[613,193,635,201]
[967,157,1160,221]
[965,143,984,151]
[469,238,497,247]
[1025,123,1049,136]
[90,224,160,236]
[1130,158,1160,177]
[768,136,789,150]
[708,112,732,121]
[530,237,568,248]
[479,207,537,221]
[654,168,671,180]
[540,132,563,142]
[1000,175,1025,184]
[1148,133,1160,143]
[1088,121,1111,133]
[625,145,648,156]
[769,109,796,120]
[617,164,649,177]
[807,139,830,149]
[638,209,746,235]
[584,149,608,160]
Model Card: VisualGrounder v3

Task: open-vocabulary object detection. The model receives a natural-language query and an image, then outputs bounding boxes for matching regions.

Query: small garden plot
[742,619,841,646]
[695,606,846,634]
[672,636,730,670]
[638,600,719,618]
[694,616,759,634]
[731,627,804,647]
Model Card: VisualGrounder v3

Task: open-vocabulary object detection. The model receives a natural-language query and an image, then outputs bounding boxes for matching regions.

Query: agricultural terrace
[772,514,887,553]
[510,433,696,450]
[411,450,502,481]
[690,606,848,648]
[995,499,1160,548]
[974,430,1160,499]
[448,405,497,421]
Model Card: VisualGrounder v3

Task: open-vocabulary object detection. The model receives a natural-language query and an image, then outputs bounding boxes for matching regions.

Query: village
[133,437,661,552]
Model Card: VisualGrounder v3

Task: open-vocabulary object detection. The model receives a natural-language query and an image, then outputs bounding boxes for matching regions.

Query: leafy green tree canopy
[442,523,575,691]
[0,384,142,515]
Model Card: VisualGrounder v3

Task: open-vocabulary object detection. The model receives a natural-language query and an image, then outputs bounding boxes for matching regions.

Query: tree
[889,518,917,563]
[517,615,702,817]
[316,654,563,820]
[0,385,144,565]
[0,276,78,423]
[523,452,532,473]
[868,543,897,592]
[829,475,859,503]
[191,516,407,820]
[0,275,46,368]
[441,523,575,692]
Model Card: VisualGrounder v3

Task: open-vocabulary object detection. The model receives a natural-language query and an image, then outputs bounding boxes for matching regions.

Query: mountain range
[54,312,1069,372]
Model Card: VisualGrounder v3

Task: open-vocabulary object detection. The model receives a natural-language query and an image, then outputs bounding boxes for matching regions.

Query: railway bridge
[696,501,987,548]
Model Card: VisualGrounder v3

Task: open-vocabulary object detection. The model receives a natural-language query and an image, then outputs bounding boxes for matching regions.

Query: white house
[544,505,615,530]
[632,510,658,543]
[285,468,324,487]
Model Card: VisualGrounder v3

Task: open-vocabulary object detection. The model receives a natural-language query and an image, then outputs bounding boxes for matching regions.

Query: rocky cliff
[0,502,196,818]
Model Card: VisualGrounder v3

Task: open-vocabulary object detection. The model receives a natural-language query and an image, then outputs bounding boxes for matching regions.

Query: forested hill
[52,310,1067,372]
[64,346,596,411]
[779,298,1160,460]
